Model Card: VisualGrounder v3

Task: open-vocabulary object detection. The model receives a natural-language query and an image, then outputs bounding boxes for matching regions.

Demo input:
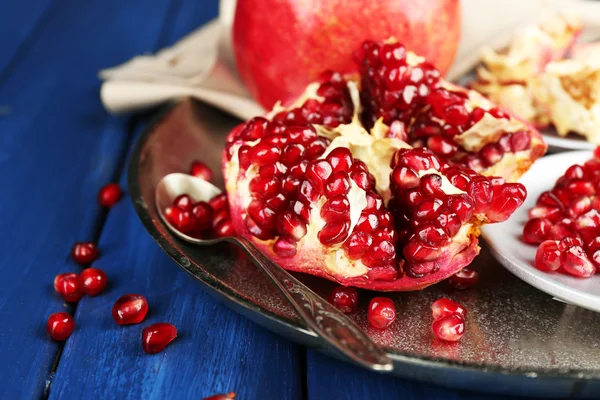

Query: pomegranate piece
[328,286,358,314]
[368,297,396,330]
[54,272,83,303]
[203,393,236,400]
[112,294,149,325]
[447,267,479,290]
[142,322,178,354]
[431,298,466,320]
[79,267,108,296]
[71,242,99,265]
[432,313,465,342]
[46,312,75,341]
[98,183,122,207]
[190,161,213,181]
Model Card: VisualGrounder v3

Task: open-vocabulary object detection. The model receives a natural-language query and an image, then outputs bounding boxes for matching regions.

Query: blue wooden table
[0,1,543,399]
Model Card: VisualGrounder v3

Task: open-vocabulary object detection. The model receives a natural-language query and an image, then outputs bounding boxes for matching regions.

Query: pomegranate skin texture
[233,0,460,109]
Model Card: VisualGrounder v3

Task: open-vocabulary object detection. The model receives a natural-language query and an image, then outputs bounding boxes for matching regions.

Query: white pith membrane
[471,12,583,129]
[531,59,600,143]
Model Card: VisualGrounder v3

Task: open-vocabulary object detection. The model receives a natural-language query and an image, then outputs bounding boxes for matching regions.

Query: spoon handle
[236,237,393,371]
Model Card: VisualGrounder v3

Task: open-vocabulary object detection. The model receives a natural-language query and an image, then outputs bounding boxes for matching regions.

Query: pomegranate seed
[54,272,83,303]
[328,286,358,313]
[426,136,458,157]
[320,195,350,223]
[326,147,353,171]
[594,146,600,159]
[98,183,122,207]
[561,245,596,278]
[305,160,333,193]
[447,195,474,223]
[165,206,197,234]
[71,242,99,265]
[431,298,466,319]
[203,393,236,400]
[343,232,373,259]
[142,322,178,354]
[79,268,108,296]
[46,312,75,341]
[448,267,479,290]
[432,313,465,342]
[276,211,307,241]
[273,237,297,257]
[173,194,194,211]
[208,193,228,212]
[214,219,236,238]
[509,130,531,152]
[535,240,562,272]
[192,202,214,230]
[523,218,551,244]
[190,161,213,181]
[325,171,351,195]
[112,294,149,325]
[368,297,396,329]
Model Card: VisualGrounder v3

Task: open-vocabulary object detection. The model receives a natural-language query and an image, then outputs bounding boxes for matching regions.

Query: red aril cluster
[431,298,465,342]
[46,312,75,341]
[524,152,600,278]
[272,71,354,128]
[165,192,235,239]
[328,286,358,314]
[367,297,396,329]
[142,322,178,354]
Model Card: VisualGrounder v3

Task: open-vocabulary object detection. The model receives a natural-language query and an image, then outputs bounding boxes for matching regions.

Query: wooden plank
[49,1,304,398]
[0,0,180,397]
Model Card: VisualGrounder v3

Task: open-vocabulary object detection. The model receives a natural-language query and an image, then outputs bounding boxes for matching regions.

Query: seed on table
[79,267,108,296]
[71,242,99,265]
[112,294,148,325]
[141,322,178,354]
[46,312,75,341]
[98,183,122,207]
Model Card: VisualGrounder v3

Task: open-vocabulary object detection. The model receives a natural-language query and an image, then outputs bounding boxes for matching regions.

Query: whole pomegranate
[222,39,544,291]
[233,0,461,109]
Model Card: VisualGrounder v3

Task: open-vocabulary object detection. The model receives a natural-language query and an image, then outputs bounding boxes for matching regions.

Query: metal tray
[128,99,600,398]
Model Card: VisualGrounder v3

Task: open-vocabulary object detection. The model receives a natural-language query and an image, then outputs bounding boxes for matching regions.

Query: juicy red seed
[251,143,281,166]
[355,213,379,231]
[287,125,317,144]
[417,223,450,246]
[320,195,350,223]
[46,312,75,341]
[173,194,194,211]
[203,393,237,400]
[391,166,419,190]
[98,183,122,207]
[265,193,288,212]
[471,107,486,123]
[246,216,273,240]
[365,191,383,211]
[298,181,319,204]
[318,221,350,245]
[282,176,301,197]
[489,107,510,119]
[289,162,307,179]
[142,322,178,354]
[293,201,310,222]
[273,237,297,257]
[165,206,197,234]
[432,313,465,342]
[325,171,351,195]
[447,194,474,223]
[437,212,461,237]
[276,211,307,241]
[523,218,551,244]
[480,143,503,166]
[350,169,372,190]
[560,236,583,250]
[510,130,531,152]
[488,183,526,223]
[414,198,444,221]
[190,161,213,181]
[368,297,396,330]
[431,298,466,319]
[192,202,213,230]
[79,267,108,296]
[343,232,373,259]
[403,239,442,264]
[328,286,358,314]
[305,160,333,193]
[529,205,561,221]
[241,117,268,140]
[238,145,252,169]
[305,138,330,159]
[326,147,353,171]
[420,174,443,195]
[561,245,596,278]
[280,143,305,166]
[535,240,562,272]
[448,267,479,290]
[247,200,277,230]
[427,136,458,157]
[112,294,149,325]
[446,168,470,190]
[363,240,395,267]
[548,220,574,241]
[212,210,230,229]
[444,104,470,126]
[71,242,99,265]
[378,42,406,66]
[568,180,595,196]
[214,219,236,237]
[208,193,228,212]
[468,178,493,213]
[54,273,83,303]
[595,146,600,160]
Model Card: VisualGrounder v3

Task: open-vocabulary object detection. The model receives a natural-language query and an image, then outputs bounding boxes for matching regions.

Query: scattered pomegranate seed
[431,298,466,320]
[192,201,214,230]
[432,313,465,342]
[112,294,149,325]
[71,242,99,265]
[190,161,213,181]
[54,272,83,303]
[328,286,358,314]
[79,268,108,296]
[447,267,479,290]
[164,206,197,234]
[98,183,122,207]
[203,393,236,400]
[142,322,178,354]
[535,240,562,272]
[173,194,194,211]
[367,297,396,329]
[46,312,75,341]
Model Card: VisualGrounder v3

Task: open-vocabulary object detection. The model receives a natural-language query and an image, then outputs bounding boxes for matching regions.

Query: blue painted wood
[0,0,193,397]
[49,1,303,399]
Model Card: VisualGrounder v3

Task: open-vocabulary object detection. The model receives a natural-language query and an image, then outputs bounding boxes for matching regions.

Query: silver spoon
[156,173,393,371]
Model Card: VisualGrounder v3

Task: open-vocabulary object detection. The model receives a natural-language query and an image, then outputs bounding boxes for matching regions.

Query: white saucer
[481,150,600,313]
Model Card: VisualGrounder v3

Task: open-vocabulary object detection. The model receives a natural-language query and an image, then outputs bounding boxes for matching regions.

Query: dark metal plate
[128,99,600,398]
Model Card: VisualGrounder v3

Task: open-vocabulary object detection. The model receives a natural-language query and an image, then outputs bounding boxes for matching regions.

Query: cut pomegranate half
[222,39,536,291]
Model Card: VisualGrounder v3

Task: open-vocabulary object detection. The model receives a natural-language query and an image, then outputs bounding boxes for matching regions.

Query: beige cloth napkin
[100,0,600,120]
